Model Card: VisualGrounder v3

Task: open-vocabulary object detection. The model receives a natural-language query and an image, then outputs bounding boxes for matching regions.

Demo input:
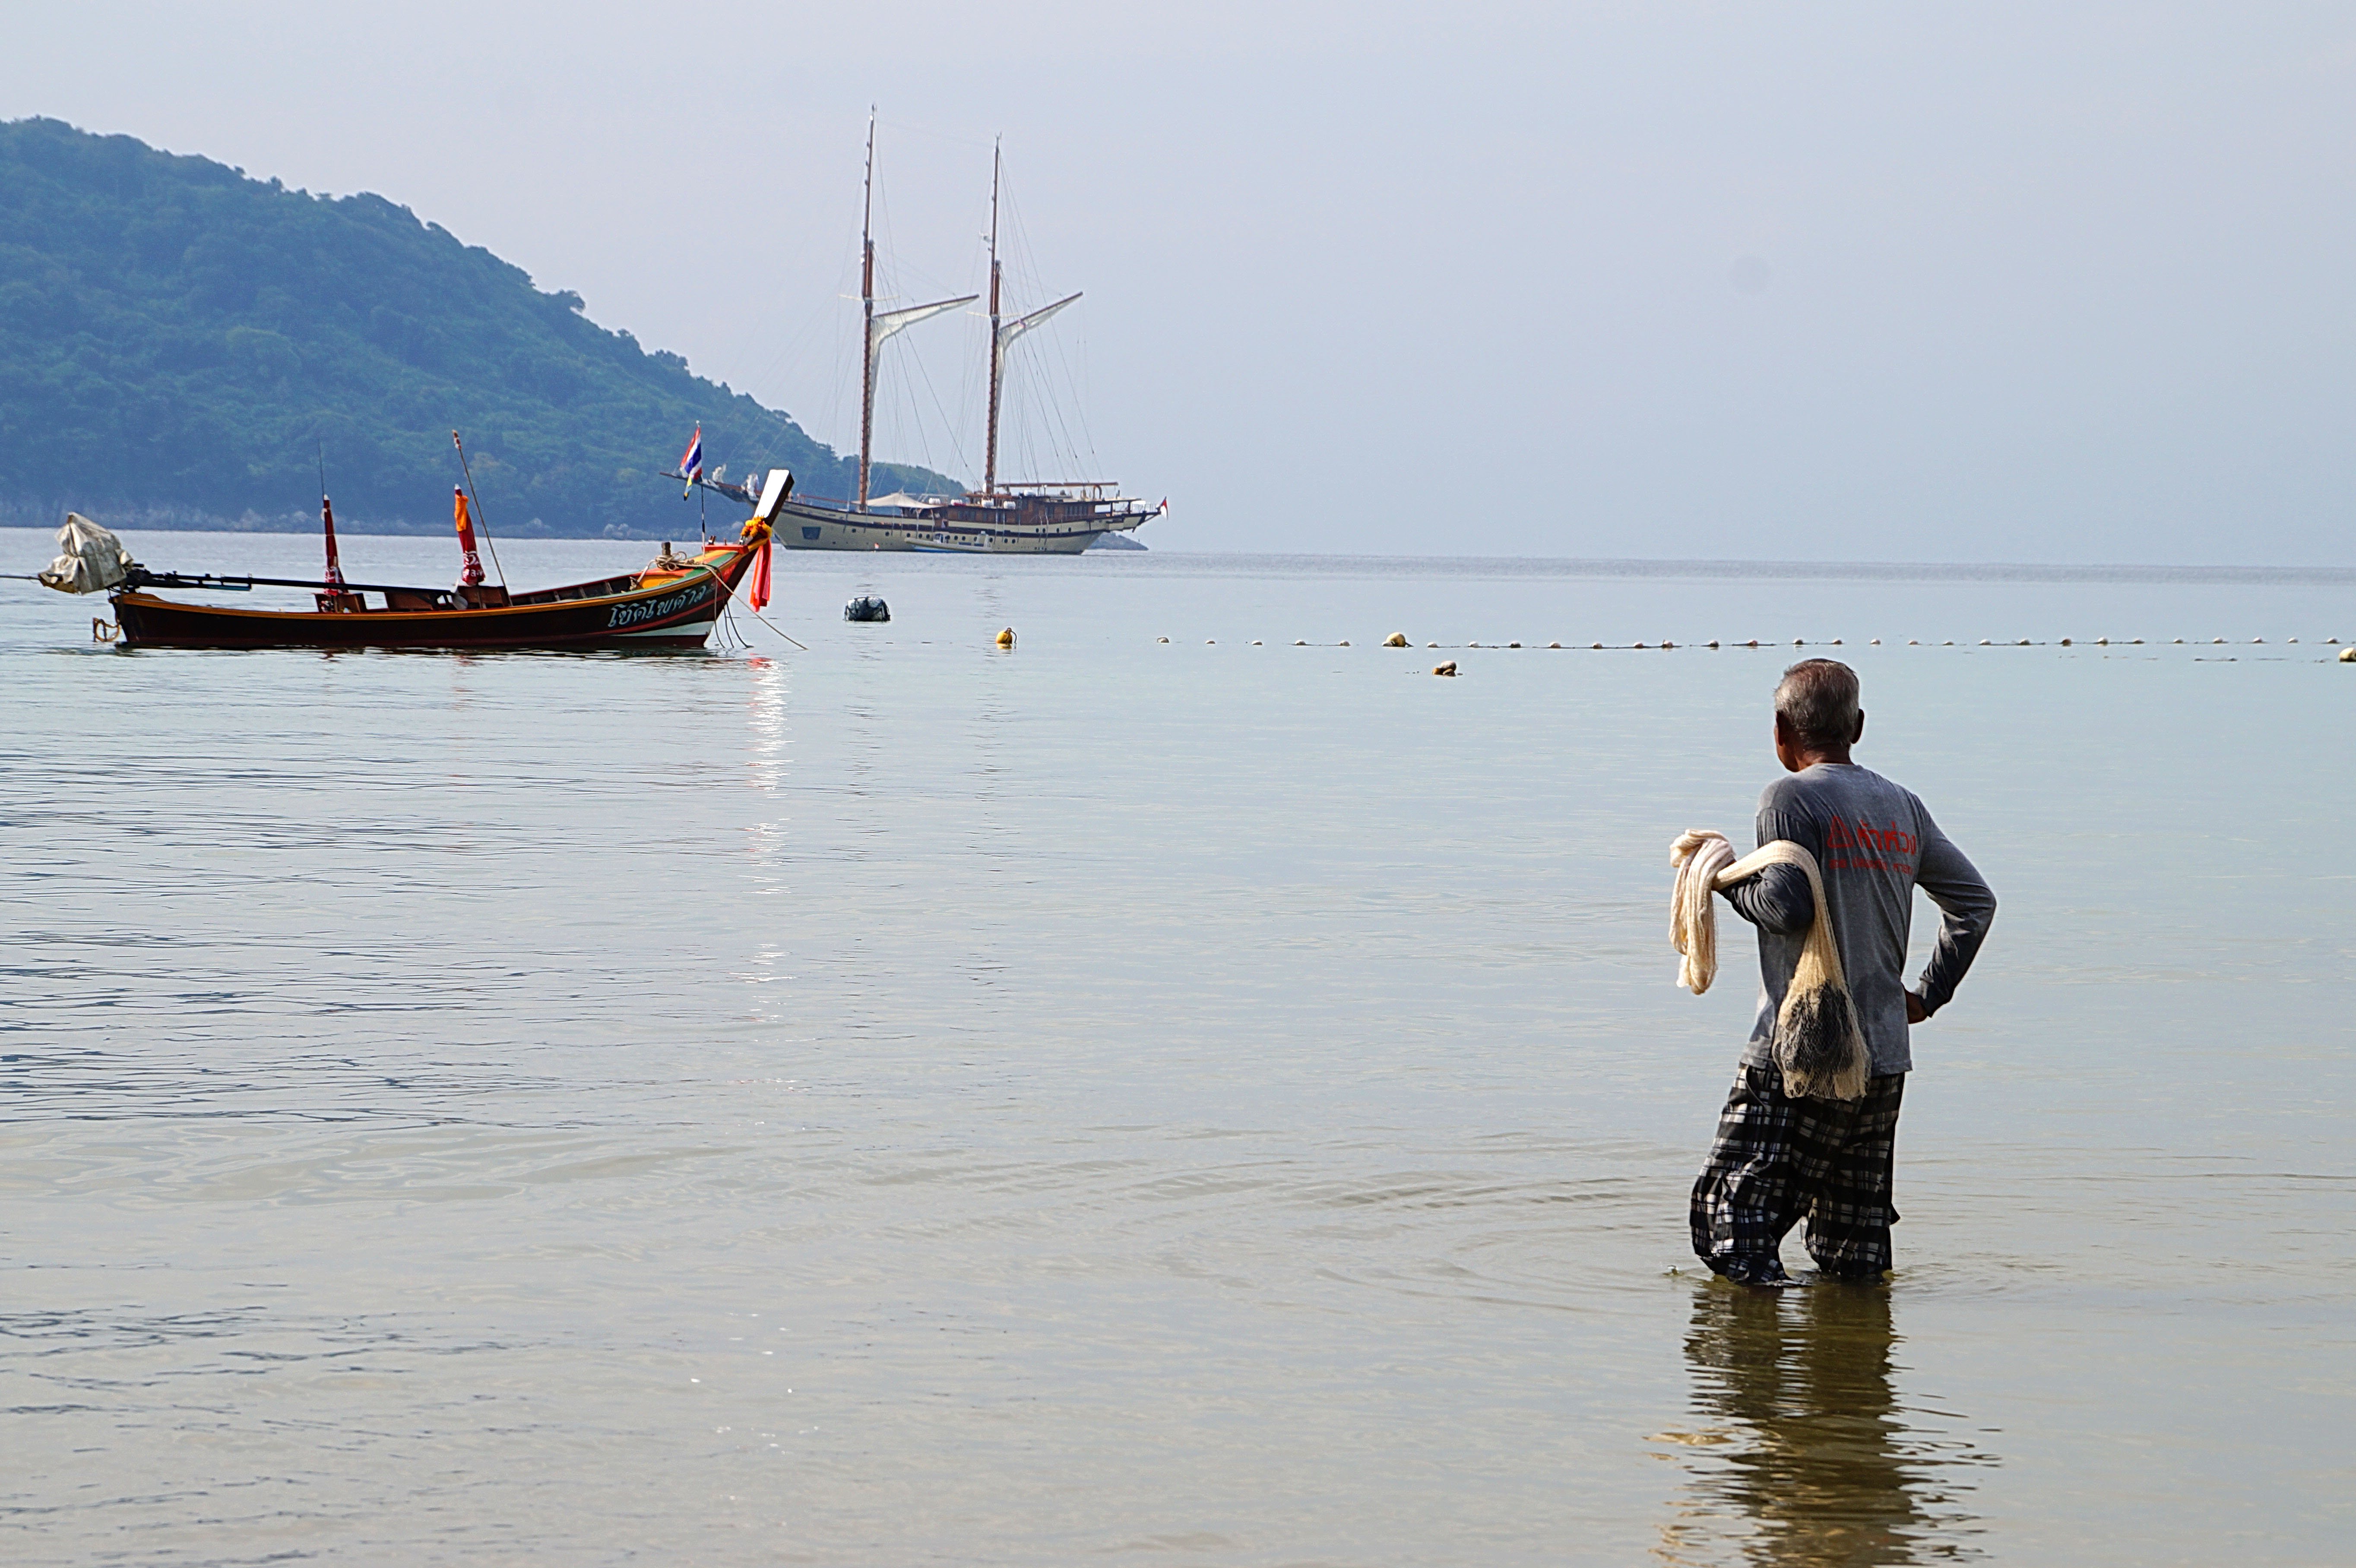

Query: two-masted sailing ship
[771,122,1159,555]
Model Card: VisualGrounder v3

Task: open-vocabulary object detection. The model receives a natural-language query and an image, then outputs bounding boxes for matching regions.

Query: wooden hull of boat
[111,547,759,652]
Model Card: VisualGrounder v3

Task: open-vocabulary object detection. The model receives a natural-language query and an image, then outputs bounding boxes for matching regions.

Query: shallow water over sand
[3,531,2351,1564]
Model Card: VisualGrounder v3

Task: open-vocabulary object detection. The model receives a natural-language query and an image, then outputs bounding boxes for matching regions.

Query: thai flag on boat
[678,425,704,480]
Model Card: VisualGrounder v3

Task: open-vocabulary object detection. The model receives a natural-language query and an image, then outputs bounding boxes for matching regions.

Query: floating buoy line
[1153,634,2348,654]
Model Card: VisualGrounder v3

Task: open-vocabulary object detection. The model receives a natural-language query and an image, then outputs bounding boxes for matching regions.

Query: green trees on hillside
[0,117,950,534]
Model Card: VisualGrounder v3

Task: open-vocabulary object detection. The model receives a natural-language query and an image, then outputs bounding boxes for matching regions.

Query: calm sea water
[3,528,2351,1565]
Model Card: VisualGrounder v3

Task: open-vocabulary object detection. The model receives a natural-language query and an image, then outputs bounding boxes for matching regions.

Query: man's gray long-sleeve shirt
[1721,762,1996,1076]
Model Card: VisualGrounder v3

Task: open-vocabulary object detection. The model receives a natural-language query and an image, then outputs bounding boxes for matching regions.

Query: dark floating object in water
[845,595,891,623]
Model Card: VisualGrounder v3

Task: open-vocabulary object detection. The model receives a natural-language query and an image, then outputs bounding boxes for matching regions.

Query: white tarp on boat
[38,514,136,594]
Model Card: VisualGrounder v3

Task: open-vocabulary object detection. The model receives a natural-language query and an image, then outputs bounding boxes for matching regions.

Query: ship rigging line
[995,174,1097,484]
[701,560,808,650]
[899,335,972,488]
[449,430,507,586]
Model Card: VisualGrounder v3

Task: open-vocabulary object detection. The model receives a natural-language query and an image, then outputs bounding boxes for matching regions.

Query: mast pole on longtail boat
[450,430,505,586]
[858,110,877,509]
[985,138,1002,497]
[316,444,354,612]
[316,445,345,589]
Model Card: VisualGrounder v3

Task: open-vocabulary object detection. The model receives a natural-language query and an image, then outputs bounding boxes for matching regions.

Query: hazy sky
[7,3,2352,560]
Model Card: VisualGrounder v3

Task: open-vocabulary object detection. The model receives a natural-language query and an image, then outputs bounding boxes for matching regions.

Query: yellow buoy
[1433,660,1458,677]
[2339,647,2355,663]
[997,627,1016,648]
[1384,632,1408,647]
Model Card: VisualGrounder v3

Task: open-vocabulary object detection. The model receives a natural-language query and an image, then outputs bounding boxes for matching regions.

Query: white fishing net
[37,514,136,594]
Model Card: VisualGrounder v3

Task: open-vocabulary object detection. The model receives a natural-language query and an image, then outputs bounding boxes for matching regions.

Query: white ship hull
[773,493,1154,555]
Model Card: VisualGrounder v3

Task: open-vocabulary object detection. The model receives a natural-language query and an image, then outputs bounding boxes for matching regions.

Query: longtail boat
[43,466,792,653]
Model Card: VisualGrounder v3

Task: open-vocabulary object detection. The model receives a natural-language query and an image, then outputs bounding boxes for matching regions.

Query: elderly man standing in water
[1691,659,1997,1287]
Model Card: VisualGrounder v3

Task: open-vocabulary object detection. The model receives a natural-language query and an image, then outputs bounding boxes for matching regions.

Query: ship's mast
[985,140,1003,497]
[978,145,1080,501]
[858,111,877,509]
[855,115,975,510]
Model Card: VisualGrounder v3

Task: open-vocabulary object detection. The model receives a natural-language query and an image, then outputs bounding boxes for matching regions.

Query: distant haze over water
[5,5,2352,561]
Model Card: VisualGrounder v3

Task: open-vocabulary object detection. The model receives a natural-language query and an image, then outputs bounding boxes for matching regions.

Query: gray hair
[1775,659,1860,748]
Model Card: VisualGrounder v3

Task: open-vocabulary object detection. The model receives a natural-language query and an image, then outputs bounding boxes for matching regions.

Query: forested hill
[0,117,951,536]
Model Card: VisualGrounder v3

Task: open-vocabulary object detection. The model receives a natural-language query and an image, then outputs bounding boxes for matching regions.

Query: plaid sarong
[1690,1060,1906,1276]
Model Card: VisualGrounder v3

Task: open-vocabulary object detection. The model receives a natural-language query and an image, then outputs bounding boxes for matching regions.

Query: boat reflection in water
[1653,1284,1993,1567]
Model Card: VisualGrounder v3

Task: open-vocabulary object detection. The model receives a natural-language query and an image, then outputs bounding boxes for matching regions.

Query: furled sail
[37,514,135,594]
[997,292,1080,353]
[869,294,978,357]
[860,294,980,506]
